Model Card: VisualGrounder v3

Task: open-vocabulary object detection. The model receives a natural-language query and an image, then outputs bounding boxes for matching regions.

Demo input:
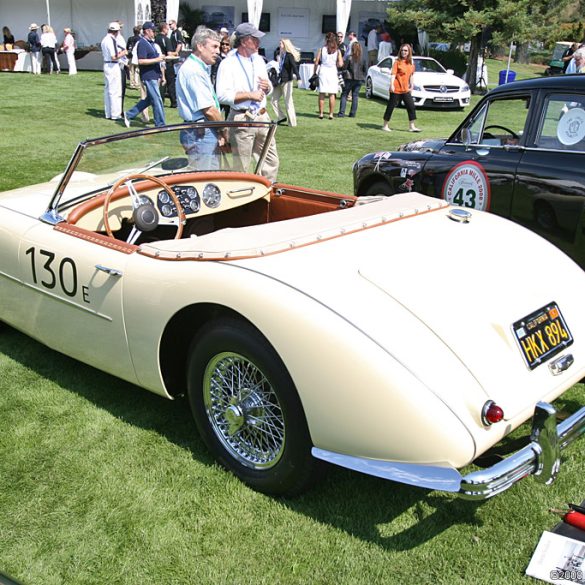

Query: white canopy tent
[0,0,151,47]
[0,0,389,54]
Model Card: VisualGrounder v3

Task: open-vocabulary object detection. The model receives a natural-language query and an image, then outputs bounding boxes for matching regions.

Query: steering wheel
[483,124,519,139]
[103,173,185,244]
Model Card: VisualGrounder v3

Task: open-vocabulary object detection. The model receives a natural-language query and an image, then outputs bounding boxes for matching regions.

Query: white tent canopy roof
[0,0,389,52]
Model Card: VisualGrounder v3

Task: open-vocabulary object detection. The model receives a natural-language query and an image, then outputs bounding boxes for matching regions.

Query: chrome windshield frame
[43,121,278,224]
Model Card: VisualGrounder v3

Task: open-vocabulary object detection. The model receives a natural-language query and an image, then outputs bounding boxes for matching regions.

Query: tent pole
[46,0,51,25]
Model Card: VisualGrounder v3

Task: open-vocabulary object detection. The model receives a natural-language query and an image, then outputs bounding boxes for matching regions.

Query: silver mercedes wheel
[203,352,285,469]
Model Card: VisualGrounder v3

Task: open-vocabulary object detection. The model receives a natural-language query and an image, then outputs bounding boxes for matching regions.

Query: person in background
[61,27,77,75]
[176,27,228,170]
[216,22,279,181]
[27,23,42,74]
[3,26,15,46]
[210,33,231,118]
[367,24,380,66]
[562,43,578,73]
[124,21,166,128]
[126,26,142,89]
[337,32,347,57]
[168,20,184,54]
[382,43,420,133]
[40,24,59,73]
[101,22,127,120]
[570,48,585,73]
[346,31,358,50]
[314,31,343,120]
[156,22,178,108]
[337,40,366,118]
[270,38,300,126]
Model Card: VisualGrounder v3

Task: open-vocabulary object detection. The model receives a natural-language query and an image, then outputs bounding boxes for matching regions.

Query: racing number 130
[26,247,78,298]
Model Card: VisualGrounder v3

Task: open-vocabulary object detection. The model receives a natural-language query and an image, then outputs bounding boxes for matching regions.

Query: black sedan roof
[489,73,585,95]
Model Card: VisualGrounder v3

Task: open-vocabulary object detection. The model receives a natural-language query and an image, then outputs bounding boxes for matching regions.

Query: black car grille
[424,85,461,93]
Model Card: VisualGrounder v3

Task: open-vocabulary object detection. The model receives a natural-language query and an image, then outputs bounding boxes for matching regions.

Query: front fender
[353,151,433,197]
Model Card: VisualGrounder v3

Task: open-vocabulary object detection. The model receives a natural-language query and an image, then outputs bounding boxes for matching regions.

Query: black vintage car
[353,75,585,267]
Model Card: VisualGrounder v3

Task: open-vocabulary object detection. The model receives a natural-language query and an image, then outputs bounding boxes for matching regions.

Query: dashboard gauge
[158,191,170,204]
[186,186,197,199]
[202,183,221,208]
[189,199,200,212]
[161,204,173,217]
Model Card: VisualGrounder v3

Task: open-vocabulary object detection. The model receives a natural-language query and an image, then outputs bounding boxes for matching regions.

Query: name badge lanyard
[189,53,220,110]
[236,53,259,105]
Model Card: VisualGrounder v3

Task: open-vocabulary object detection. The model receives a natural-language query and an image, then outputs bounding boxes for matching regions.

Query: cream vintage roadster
[1,121,584,499]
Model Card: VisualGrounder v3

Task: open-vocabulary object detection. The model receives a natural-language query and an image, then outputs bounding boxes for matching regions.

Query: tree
[179,2,204,38]
[150,0,166,24]
[386,0,576,91]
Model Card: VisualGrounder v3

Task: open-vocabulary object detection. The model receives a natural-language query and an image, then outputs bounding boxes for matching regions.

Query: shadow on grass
[0,325,485,551]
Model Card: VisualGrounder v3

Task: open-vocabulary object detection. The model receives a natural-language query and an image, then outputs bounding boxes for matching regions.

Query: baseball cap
[234,23,264,39]
[108,22,121,31]
[142,21,156,31]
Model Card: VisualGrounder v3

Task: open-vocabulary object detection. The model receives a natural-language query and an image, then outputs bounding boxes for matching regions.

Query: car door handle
[95,264,123,277]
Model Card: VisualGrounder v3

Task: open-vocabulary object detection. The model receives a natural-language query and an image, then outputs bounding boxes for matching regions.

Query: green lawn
[1,62,583,585]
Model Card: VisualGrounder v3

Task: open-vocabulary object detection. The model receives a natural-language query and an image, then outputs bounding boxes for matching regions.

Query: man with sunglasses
[216,23,279,181]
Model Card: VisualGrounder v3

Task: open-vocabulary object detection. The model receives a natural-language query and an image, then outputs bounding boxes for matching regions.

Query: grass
[1,60,583,585]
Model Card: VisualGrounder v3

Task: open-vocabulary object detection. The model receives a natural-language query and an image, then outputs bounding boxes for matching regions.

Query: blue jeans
[339,80,363,117]
[180,127,221,170]
[126,78,166,127]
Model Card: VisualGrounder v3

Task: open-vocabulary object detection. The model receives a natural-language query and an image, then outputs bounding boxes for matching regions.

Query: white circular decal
[557,107,585,146]
[442,161,491,211]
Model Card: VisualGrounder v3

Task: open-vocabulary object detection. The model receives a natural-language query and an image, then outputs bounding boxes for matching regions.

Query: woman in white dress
[313,32,343,119]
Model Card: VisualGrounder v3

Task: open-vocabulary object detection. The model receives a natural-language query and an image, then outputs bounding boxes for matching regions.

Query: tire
[365,77,373,99]
[187,318,319,496]
[361,180,393,197]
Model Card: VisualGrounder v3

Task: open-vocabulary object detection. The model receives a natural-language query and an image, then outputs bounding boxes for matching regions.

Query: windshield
[414,58,447,74]
[52,121,276,211]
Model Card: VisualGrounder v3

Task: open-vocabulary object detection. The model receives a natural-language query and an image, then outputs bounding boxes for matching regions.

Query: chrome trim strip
[311,448,462,492]
[313,402,585,500]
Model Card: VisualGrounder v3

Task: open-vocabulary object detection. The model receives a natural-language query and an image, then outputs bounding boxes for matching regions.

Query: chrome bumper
[459,401,585,500]
[312,402,585,500]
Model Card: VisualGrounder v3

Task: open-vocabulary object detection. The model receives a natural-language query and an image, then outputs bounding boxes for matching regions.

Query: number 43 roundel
[441,161,491,211]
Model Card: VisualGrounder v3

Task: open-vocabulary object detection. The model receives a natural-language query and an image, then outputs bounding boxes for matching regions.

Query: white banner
[166,0,179,23]
[277,7,309,38]
[336,0,351,36]
[246,0,263,28]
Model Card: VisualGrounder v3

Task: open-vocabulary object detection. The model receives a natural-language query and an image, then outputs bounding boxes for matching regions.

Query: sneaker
[382,126,391,132]
[337,113,345,117]
[123,112,131,128]
[409,126,421,132]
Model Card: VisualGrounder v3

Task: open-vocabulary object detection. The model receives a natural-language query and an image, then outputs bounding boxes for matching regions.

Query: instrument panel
[156,182,264,219]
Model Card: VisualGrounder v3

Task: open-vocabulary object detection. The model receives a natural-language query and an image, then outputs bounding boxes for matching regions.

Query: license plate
[512,302,573,370]
[433,97,454,102]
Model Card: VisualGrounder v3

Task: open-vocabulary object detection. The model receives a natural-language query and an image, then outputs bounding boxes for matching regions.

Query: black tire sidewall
[187,318,315,496]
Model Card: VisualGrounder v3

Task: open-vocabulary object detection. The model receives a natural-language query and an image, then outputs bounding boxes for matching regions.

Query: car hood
[415,71,466,88]
[398,138,447,153]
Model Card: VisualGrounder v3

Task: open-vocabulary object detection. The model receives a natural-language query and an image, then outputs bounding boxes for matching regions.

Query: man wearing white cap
[215,23,279,181]
[101,22,127,120]
[27,24,42,75]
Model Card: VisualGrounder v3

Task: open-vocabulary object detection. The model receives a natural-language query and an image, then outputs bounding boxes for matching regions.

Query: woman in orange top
[382,44,421,132]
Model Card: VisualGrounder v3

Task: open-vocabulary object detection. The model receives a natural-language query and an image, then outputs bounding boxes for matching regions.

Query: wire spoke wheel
[188,318,321,495]
[203,352,285,469]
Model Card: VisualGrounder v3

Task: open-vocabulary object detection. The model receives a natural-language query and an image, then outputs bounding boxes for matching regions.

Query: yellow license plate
[512,302,573,370]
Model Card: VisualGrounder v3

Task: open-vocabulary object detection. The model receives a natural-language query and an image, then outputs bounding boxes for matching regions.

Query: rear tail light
[482,400,505,426]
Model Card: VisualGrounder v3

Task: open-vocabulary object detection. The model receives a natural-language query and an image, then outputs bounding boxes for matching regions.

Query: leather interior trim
[55,223,138,253]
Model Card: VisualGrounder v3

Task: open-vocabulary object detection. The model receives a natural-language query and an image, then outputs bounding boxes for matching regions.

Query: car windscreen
[414,59,446,74]
[53,122,275,209]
